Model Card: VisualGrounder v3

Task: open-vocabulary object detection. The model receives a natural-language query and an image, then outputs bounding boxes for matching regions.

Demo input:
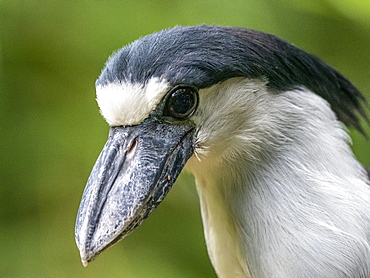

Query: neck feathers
[186,78,370,277]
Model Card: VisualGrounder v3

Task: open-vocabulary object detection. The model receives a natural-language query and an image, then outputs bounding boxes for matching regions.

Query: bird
[75,25,370,277]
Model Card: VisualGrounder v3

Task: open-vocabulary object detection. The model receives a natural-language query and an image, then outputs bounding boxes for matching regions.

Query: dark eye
[165,86,198,119]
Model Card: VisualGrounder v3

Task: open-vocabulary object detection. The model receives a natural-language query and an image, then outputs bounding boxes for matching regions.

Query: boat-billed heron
[75,25,370,277]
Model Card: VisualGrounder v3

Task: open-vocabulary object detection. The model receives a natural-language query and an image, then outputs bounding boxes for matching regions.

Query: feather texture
[97,25,368,133]
[186,78,370,277]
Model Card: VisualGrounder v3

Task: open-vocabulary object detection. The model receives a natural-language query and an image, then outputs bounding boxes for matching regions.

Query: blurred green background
[1,1,370,277]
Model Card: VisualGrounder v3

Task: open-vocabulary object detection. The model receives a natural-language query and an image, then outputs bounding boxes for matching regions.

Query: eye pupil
[171,90,193,114]
[166,86,198,119]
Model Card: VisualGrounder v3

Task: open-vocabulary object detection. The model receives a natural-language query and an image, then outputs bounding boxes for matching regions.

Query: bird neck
[185,81,370,277]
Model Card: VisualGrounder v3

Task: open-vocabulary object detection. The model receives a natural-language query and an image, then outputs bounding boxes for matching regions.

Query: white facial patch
[96,77,170,126]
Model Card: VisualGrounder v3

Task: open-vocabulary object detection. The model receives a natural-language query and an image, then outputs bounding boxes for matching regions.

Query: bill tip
[82,260,89,267]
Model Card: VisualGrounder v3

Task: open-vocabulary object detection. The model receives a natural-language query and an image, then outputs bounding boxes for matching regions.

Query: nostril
[126,138,137,156]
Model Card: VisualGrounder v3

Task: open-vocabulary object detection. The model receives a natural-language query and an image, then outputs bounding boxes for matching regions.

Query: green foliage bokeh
[1,1,370,277]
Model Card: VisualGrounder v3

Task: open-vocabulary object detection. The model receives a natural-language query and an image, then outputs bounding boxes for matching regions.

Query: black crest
[97,25,368,133]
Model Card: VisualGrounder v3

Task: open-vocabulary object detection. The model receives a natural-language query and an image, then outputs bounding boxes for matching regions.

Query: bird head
[75,25,367,266]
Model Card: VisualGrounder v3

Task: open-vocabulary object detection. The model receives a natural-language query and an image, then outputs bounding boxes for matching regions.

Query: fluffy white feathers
[96,77,169,126]
[186,77,370,278]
